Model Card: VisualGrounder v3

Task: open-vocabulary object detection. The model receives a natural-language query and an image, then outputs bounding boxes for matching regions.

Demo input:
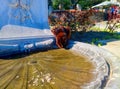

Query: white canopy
[92,1,120,8]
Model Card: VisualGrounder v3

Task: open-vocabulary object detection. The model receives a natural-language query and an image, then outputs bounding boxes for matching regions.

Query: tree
[52,0,72,9]
[71,0,79,9]
[48,0,52,6]
[51,0,108,10]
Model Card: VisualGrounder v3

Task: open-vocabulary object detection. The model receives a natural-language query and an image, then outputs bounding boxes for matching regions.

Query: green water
[0,49,95,89]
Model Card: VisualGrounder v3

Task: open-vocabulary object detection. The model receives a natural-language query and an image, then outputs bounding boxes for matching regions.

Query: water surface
[0,49,95,89]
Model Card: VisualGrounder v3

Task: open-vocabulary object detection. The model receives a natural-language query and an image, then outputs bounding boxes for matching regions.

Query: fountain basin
[0,25,120,89]
[68,41,120,89]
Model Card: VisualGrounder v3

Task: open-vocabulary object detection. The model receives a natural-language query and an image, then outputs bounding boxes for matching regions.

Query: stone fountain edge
[68,40,120,89]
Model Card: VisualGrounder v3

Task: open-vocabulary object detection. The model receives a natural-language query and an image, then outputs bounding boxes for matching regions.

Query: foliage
[91,32,120,45]
[71,29,120,46]
[105,19,120,32]
[52,0,72,9]
[50,0,108,10]
[48,10,95,32]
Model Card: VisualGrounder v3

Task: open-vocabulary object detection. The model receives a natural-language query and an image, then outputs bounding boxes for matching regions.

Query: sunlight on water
[0,49,95,89]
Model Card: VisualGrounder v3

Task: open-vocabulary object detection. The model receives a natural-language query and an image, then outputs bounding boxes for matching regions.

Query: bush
[48,10,95,32]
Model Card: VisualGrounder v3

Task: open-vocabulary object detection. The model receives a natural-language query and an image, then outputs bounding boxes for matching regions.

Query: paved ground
[100,27,120,89]
[100,25,120,59]
[101,40,120,58]
[95,21,120,32]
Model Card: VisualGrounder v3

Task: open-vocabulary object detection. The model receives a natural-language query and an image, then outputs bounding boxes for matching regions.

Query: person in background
[114,6,119,19]
[107,7,112,21]
[111,5,115,19]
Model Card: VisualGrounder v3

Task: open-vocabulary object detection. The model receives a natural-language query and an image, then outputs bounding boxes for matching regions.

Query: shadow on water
[0,49,51,60]
[71,31,120,45]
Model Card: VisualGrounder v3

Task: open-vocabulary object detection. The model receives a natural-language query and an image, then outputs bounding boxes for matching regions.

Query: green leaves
[51,0,108,10]
[52,0,72,9]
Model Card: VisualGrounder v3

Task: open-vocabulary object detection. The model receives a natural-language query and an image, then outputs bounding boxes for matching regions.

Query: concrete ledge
[0,25,52,39]
[0,25,54,57]
[0,39,54,57]
[0,44,19,57]
[68,41,120,89]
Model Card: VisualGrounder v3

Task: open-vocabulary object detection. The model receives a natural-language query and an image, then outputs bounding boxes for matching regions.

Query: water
[0,49,95,89]
[0,0,49,29]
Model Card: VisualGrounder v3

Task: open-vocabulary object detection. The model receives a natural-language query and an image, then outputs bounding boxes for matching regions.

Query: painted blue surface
[0,25,54,57]
[0,0,49,29]
[0,0,51,57]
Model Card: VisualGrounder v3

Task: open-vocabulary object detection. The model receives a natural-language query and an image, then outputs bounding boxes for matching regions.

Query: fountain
[0,0,49,29]
[0,0,53,56]
[0,0,120,89]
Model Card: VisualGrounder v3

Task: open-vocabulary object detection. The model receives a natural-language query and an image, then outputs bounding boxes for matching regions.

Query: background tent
[92,1,120,8]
